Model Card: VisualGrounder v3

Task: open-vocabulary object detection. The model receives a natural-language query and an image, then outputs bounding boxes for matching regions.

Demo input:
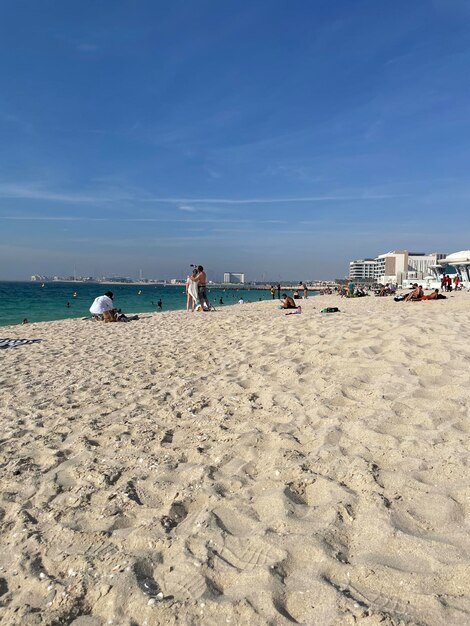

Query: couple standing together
[186,265,210,311]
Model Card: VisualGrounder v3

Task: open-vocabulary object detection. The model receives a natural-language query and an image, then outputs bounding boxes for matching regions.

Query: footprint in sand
[160,564,207,600]
[215,535,286,572]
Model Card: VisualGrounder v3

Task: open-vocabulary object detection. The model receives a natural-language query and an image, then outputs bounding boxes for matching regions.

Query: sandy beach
[1,292,470,626]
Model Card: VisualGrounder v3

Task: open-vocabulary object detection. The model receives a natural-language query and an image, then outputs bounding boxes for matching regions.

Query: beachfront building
[349,251,447,285]
[223,272,245,284]
[349,258,378,281]
[407,252,447,279]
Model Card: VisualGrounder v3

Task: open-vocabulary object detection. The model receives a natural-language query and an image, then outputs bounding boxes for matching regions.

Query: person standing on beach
[300,281,308,299]
[270,286,276,299]
[186,268,199,311]
[277,283,281,299]
[196,265,210,310]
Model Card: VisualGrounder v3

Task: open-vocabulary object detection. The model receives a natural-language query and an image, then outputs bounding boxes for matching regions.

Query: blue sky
[1,0,470,280]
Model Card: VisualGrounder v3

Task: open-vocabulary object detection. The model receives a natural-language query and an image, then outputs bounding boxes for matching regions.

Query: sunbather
[421,289,446,300]
[404,284,423,302]
[280,294,297,309]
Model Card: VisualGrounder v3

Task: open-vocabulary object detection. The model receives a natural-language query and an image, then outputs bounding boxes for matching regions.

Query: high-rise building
[223,272,245,284]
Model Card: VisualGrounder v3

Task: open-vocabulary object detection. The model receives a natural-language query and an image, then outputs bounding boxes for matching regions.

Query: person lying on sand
[280,294,297,309]
[421,289,447,300]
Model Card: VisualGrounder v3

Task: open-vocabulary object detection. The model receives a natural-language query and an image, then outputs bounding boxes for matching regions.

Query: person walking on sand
[196,265,210,310]
[186,268,199,311]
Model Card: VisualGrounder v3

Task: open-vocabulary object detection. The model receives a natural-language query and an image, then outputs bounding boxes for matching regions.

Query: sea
[0,282,288,327]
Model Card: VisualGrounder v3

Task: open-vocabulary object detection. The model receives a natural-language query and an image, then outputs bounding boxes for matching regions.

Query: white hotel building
[349,251,447,285]
[348,259,377,281]
[223,272,245,284]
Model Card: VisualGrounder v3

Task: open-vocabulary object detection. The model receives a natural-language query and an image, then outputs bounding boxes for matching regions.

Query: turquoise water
[0,282,281,327]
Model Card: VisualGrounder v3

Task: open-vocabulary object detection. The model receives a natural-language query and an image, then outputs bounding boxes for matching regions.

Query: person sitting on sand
[280,294,297,309]
[89,291,138,322]
[404,284,424,302]
[90,291,115,319]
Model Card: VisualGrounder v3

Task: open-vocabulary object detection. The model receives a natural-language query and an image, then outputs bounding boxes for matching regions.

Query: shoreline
[1,293,470,625]
[1,282,302,328]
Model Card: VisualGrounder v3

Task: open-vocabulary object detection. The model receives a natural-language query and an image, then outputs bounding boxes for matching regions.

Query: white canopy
[443,250,470,264]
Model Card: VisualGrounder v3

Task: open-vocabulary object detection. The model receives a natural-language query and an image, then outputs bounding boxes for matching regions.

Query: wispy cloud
[143,193,403,204]
[0,215,284,224]
[0,183,124,203]
[0,182,404,205]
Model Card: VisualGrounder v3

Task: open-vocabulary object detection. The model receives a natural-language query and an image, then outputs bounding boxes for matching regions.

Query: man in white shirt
[90,291,115,320]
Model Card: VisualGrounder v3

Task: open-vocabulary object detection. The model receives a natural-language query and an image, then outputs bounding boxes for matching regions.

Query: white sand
[1,293,470,625]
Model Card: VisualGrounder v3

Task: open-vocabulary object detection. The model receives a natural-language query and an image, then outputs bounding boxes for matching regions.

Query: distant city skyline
[1,1,470,280]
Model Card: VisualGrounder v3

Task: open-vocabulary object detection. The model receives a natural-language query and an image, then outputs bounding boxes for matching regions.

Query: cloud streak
[0,183,404,205]
[143,194,403,204]
[0,215,284,224]
[0,184,124,203]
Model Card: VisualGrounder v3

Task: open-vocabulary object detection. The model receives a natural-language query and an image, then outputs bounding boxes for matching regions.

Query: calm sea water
[0,282,282,327]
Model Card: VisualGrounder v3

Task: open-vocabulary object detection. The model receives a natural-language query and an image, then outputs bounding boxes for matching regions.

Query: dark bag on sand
[394,295,405,302]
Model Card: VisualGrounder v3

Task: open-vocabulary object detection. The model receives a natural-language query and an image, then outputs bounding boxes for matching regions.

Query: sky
[1,0,470,281]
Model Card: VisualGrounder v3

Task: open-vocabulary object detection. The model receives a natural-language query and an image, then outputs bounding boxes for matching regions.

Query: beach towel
[0,338,41,349]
